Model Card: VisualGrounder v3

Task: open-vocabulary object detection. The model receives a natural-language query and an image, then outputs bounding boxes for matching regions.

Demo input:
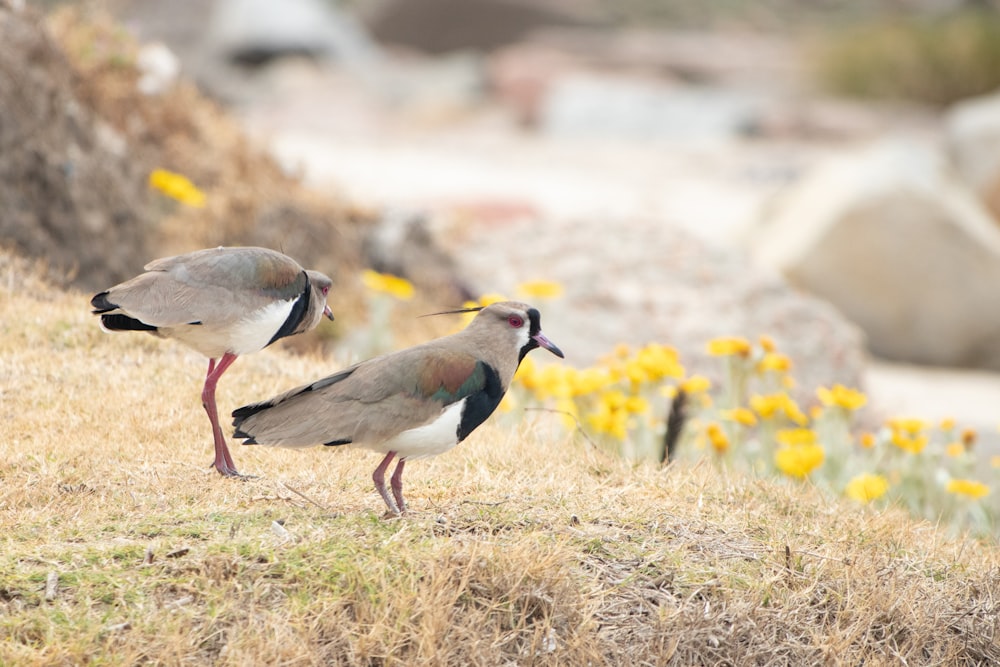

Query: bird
[90,246,335,477]
[231,301,564,514]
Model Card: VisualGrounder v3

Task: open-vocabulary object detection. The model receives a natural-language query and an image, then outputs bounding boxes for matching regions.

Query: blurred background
[7,0,1000,442]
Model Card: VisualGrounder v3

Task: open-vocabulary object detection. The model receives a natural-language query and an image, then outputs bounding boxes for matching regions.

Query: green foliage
[816,10,1000,106]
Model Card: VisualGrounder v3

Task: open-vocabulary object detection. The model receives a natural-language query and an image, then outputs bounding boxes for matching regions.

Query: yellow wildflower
[809,405,823,421]
[361,269,414,300]
[533,365,574,400]
[498,392,517,413]
[631,343,685,383]
[514,355,538,388]
[858,432,876,449]
[961,428,977,448]
[757,352,792,373]
[750,392,808,425]
[758,334,777,353]
[587,403,628,441]
[149,168,206,207]
[887,417,929,434]
[776,428,818,447]
[573,368,613,396]
[946,479,990,500]
[515,280,564,299]
[940,417,956,431]
[705,422,729,454]
[945,442,965,458]
[774,443,824,478]
[706,336,752,357]
[845,473,889,503]
[890,431,928,454]
[680,375,712,394]
[554,398,579,430]
[623,395,650,415]
[721,407,757,427]
[816,384,868,411]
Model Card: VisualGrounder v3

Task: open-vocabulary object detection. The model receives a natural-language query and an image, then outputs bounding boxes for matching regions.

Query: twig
[44,571,58,602]
[278,481,330,512]
[524,407,601,450]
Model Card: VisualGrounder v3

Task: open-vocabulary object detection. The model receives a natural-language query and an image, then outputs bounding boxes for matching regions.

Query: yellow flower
[816,384,868,411]
[148,168,206,207]
[946,479,990,500]
[631,343,685,383]
[757,352,792,373]
[774,443,824,478]
[720,407,757,427]
[623,395,650,414]
[498,392,517,413]
[680,375,712,394]
[890,431,928,454]
[706,336,752,357]
[705,422,729,454]
[961,428,977,448]
[533,365,574,400]
[945,442,965,458]
[554,397,579,430]
[940,417,956,431]
[361,269,414,300]
[758,334,777,353]
[750,392,808,425]
[992,455,1000,468]
[887,417,929,434]
[572,368,613,396]
[515,280,564,300]
[858,432,876,449]
[845,473,889,503]
[587,403,628,441]
[776,428,818,447]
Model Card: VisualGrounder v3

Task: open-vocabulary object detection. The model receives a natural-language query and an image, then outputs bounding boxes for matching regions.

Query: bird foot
[210,463,257,479]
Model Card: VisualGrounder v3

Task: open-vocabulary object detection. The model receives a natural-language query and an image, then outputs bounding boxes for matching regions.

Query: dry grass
[2,254,999,665]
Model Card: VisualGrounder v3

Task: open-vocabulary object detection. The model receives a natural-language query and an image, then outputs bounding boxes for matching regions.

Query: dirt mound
[0,5,152,290]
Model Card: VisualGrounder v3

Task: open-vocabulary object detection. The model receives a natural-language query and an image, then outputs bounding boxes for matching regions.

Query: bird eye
[508,315,524,328]
[322,285,330,296]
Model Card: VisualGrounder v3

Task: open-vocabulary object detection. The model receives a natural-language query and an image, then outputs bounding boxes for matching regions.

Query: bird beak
[323,304,335,321]
[533,332,564,358]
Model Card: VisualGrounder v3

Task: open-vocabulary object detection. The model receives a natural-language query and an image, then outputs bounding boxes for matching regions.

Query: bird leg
[390,458,407,514]
[201,352,244,477]
[372,451,401,515]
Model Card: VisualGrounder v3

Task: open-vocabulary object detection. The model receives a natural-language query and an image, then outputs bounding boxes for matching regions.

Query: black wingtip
[90,291,115,314]
[99,314,157,332]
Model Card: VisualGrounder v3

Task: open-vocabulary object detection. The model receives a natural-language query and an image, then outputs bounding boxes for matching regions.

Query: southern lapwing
[231,301,563,514]
[91,246,334,477]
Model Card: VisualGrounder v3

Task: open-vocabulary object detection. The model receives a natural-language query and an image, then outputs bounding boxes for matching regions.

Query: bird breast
[366,399,467,460]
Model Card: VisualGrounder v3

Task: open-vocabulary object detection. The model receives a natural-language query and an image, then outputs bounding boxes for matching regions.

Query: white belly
[162,299,297,358]
[371,400,466,460]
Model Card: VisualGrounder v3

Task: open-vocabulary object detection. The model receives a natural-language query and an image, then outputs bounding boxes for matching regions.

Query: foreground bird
[231,301,564,514]
[91,246,334,477]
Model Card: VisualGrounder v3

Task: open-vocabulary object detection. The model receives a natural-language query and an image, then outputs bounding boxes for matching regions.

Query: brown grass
[2,252,999,665]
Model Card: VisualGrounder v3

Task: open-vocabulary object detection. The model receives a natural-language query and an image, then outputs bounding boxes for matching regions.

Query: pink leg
[390,459,407,514]
[201,352,243,477]
[372,451,401,515]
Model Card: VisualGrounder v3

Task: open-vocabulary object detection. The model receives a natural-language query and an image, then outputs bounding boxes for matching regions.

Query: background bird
[231,301,563,514]
[91,246,334,477]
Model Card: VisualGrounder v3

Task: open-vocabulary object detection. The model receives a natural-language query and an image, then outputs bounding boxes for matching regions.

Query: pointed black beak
[533,332,564,358]
[323,304,335,321]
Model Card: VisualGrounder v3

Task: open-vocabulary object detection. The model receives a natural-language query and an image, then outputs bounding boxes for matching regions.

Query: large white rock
[750,140,1000,369]
[945,88,1000,218]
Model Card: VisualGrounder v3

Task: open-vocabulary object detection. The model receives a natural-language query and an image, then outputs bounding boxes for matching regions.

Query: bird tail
[231,401,273,443]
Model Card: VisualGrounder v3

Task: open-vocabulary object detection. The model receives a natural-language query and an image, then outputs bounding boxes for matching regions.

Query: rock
[539,73,766,141]
[945,88,1000,220]
[449,214,867,397]
[0,5,153,290]
[363,0,591,55]
[207,0,378,65]
[749,140,1000,370]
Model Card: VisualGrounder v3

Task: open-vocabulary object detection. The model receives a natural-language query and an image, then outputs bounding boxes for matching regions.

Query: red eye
[508,315,524,328]
[322,285,330,296]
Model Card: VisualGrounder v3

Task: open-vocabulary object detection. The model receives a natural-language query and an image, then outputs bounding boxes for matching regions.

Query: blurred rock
[363,0,593,54]
[540,73,766,141]
[363,207,475,302]
[487,43,580,126]
[750,140,1000,370]
[945,88,1000,220]
[207,0,378,65]
[136,42,181,95]
[0,5,152,290]
[451,215,867,398]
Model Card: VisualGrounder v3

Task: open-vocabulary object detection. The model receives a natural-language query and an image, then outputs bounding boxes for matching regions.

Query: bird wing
[231,346,491,448]
[102,248,307,328]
